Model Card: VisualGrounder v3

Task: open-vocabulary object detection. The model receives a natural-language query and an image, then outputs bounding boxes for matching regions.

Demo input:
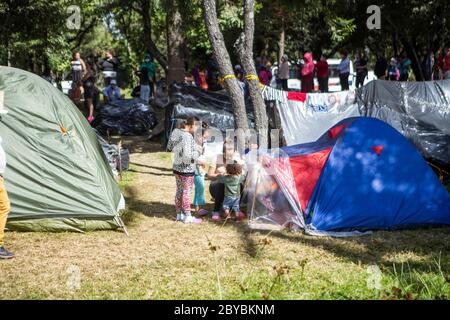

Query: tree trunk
[140,0,168,72]
[202,0,249,152]
[235,0,269,149]
[278,16,285,63]
[401,37,424,81]
[392,32,398,57]
[166,0,186,87]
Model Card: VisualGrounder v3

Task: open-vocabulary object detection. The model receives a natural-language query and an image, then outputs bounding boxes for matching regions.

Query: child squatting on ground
[167,117,204,224]
[218,162,246,221]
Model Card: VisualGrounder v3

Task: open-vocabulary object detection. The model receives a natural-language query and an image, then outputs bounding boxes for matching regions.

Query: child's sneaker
[184,215,202,224]
[198,209,209,217]
[211,212,221,222]
[224,210,232,220]
[87,115,95,123]
[235,211,246,222]
[176,213,186,222]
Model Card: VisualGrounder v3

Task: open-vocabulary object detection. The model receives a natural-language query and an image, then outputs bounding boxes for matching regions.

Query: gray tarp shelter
[0,66,125,232]
[356,80,450,165]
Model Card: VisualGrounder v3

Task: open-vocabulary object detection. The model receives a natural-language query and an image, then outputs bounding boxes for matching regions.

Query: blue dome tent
[245,118,450,236]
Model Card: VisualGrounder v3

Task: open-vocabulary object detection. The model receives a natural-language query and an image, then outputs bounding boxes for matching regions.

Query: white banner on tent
[263,87,360,146]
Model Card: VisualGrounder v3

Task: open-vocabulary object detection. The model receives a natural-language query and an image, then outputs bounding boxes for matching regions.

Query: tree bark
[201,0,249,151]
[235,0,269,149]
[166,0,186,87]
[402,39,424,81]
[278,16,285,63]
[140,0,168,72]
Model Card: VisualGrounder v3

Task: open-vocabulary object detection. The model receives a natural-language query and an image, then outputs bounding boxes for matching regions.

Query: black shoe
[0,246,15,259]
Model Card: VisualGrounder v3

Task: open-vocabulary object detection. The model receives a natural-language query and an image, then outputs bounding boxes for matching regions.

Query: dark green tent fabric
[0,66,123,232]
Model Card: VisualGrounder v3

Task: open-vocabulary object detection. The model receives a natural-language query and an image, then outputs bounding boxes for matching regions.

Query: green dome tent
[0,66,125,232]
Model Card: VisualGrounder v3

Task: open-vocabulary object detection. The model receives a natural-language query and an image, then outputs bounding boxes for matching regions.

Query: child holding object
[193,126,209,217]
[218,162,246,221]
[167,117,204,224]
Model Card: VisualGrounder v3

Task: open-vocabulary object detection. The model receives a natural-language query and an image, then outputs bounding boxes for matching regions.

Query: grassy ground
[0,137,449,300]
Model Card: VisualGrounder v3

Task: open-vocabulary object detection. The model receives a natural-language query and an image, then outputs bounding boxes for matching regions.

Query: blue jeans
[223,196,240,212]
[140,85,150,103]
[193,175,205,206]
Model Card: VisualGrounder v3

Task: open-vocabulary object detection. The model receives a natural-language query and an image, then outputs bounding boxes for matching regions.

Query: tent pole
[115,216,129,236]
[249,166,261,223]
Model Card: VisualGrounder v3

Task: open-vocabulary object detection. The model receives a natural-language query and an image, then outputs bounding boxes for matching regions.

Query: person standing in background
[316,54,329,93]
[278,54,290,91]
[399,54,412,82]
[71,51,86,84]
[70,51,86,100]
[443,48,450,79]
[374,53,388,80]
[139,66,151,104]
[338,50,351,91]
[258,65,271,86]
[99,50,119,85]
[0,108,14,259]
[82,61,97,123]
[355,52,368,88]
[388,58,400,81]
[433,48,444,80]
[421,49,433,81]
[301,52,315,93]
[140,53,156,99]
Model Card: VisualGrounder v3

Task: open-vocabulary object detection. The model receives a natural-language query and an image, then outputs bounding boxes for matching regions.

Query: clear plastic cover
[244,149,305,231]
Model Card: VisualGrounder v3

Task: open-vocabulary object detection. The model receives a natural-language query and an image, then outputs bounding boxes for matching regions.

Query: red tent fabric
[289,148,332,211]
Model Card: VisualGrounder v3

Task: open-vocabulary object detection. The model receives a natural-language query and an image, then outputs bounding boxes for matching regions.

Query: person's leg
[150,81,155,99]
[86,98,94,123]
[339,74,345,90]
[0,177,13,258]
[140,85,150,103]
[209,182,225,220]
[282,79,288,91]
[175,175,183,221]
[319,77,325,92]
[356,75,362,88]
[183,176,201,223]
[341,73,350,90]
[181,176,193,215]
[193,175,205,210]
[222,196,232,219]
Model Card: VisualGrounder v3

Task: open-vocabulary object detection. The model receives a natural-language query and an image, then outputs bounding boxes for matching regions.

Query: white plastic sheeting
[262,87,360,146]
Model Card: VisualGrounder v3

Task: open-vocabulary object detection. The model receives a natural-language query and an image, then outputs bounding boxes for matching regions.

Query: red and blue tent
[246,117,450,235]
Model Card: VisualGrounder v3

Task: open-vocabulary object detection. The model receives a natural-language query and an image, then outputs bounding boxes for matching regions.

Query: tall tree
[235,0,268,148]
[202,0,249,147]
[165,0,186,86]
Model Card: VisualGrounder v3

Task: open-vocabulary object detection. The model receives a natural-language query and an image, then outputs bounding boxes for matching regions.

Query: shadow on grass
[127,168,173,177]
[119,139,450,275]
[123,178,450,274]
[130,162,173,172]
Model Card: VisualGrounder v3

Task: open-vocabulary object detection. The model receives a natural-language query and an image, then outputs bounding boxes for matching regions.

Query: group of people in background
[68,49,158,123]
[376,47,450,82]
[69,49,121,123]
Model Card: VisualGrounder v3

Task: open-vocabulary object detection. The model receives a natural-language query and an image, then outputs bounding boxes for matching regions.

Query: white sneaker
[176,213,186,222]
[184,215,202,224]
